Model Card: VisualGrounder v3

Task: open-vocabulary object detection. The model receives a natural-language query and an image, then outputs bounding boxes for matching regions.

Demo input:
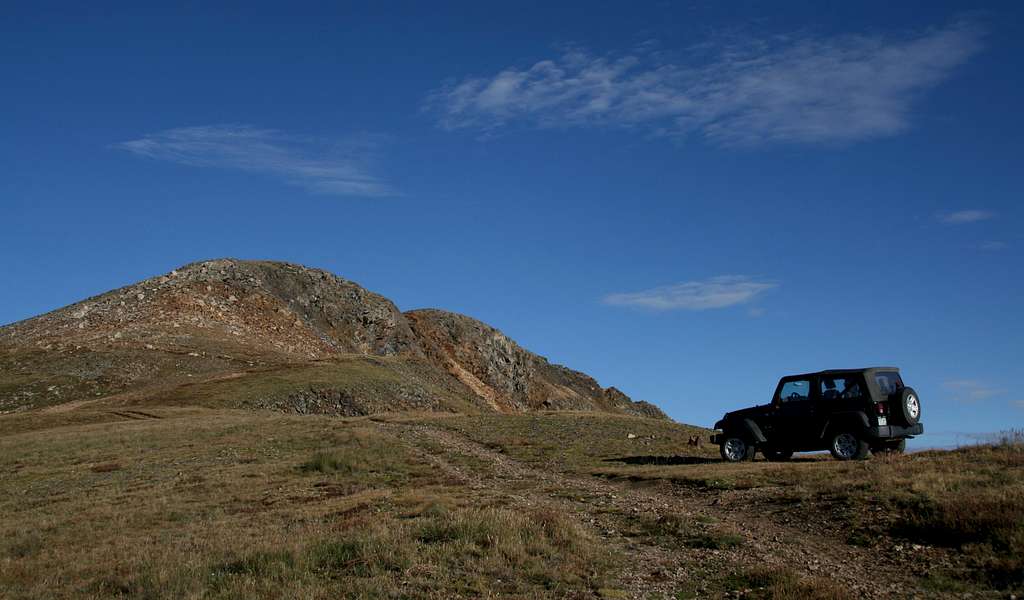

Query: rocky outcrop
[406,309,666,418]
[603,386,669,420]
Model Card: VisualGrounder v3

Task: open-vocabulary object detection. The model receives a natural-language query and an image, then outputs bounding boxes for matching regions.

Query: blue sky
[2,1,1022,446]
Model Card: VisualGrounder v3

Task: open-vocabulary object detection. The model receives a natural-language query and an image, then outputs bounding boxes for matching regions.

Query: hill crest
[0,258,666,419]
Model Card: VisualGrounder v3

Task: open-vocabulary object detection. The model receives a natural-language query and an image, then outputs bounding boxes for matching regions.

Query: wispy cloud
[944,379,1004,403]
[115,125,395,197]
[425,20,982,146]
[937,209,995,224]
[603,276,776,311]
[979,240,1008,251]
[1012,400,1024,409]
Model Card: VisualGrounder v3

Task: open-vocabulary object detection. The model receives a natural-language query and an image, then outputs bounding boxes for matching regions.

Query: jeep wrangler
[710,367,923,461]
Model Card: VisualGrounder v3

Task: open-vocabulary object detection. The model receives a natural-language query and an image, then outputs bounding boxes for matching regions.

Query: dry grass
[440,414,1023,594]
[137,356,487,415]
[196,504,610,599]
[428,411,717,472]
[0,409,614,599]
[593,440,1024,592]
[627,513,743,550]
[2,408,1022,597]
[725,566,855,600]
[0,349,488,418]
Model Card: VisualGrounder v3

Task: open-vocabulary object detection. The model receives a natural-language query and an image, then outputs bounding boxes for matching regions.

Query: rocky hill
[0,259,665,419]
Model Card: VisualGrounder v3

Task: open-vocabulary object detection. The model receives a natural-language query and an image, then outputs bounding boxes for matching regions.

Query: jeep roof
[783,366,899,379]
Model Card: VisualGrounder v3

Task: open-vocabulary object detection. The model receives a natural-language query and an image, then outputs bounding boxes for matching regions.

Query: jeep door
[772,376,819,449]
[820,373,869,433]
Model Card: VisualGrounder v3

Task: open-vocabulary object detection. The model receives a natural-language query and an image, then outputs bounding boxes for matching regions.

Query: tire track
[377,421,924,599]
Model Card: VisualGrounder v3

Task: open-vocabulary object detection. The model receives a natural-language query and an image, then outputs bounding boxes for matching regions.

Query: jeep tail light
[876,402,887,415]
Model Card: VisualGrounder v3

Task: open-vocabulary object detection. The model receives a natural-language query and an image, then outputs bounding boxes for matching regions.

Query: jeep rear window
[875,371,904,395]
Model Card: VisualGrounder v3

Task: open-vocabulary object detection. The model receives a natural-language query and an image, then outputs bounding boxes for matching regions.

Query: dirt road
[381,420,943,599]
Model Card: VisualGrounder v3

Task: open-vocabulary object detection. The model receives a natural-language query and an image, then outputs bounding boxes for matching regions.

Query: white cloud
[116,125,395,197]
[603,276,776,311]
[937,209,995,224]
[1012,400,1024,409]
[944,379,1004,403]
[980,240,1008,251]
[426,20,982,146]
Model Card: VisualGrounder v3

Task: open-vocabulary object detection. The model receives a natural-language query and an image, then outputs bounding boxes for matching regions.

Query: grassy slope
[137,356,487,415]
[0,353,488,418]
[0,410,614,599]
[1,409,1021,599]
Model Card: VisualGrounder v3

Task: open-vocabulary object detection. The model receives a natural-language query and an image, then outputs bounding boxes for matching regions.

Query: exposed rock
[2,258,420,359]
[406,309,667,417]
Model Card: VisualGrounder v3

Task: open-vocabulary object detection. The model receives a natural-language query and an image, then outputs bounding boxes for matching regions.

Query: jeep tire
[829,431,870,461]
[896,387,921,426]
[720,436,755,462]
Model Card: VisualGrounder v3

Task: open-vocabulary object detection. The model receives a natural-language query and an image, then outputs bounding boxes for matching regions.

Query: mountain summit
[0,259,665,419]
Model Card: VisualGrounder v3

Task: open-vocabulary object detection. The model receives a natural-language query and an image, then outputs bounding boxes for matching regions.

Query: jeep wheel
[896,387,921,425]
[762,447,794,462]
[720,436,755,462]
[829,432,870,461]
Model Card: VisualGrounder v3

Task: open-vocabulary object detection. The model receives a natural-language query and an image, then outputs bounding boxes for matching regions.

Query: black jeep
[711,367,923,461]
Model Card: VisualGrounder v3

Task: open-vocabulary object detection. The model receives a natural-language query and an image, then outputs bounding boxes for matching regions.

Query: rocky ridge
[407,309,665,418]
[0,259,666,419]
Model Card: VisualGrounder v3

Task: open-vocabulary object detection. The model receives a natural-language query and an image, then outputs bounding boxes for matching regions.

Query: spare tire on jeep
[895,387,921,425]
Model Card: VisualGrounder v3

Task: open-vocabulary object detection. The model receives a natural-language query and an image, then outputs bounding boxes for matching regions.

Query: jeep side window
[779,379,810,402]
[841,376,864,399]
[821,378,845,400]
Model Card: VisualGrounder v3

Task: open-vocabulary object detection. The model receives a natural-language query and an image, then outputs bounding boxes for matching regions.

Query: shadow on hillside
[603,455,717,466]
